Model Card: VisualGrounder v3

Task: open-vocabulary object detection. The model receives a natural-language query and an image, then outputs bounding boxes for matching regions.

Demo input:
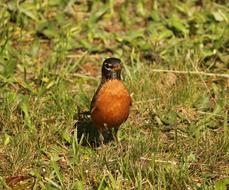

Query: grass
[0,0,228,189]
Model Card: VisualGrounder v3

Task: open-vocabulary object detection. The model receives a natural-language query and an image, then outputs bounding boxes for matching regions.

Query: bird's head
[102,58,123,81]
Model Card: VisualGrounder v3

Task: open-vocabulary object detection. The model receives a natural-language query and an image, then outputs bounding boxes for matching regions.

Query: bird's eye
[104,63,113,70]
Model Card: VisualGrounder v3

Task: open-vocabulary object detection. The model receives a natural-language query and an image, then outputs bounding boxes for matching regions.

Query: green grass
[0,0,229,189]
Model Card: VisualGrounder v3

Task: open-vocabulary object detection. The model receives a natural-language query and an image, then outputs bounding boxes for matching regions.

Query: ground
[0,0,228,189]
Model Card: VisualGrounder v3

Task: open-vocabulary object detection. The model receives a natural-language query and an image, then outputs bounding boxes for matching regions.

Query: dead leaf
[160,73,177,88]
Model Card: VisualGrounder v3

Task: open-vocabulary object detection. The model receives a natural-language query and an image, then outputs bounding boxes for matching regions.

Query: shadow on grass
[74,107,115,148]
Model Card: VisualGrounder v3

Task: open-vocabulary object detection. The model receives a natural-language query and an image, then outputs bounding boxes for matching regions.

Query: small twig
[66,54,84,58]
[151,69,229,78]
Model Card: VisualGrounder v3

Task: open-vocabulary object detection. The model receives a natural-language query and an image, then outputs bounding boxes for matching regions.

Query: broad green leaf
[215,178,229,190]
[193,94,210,111]
[212,11,227,22]
[161,111,177,125]
[151,10,160,22]
[167,15,189,36]
[4,133,11,145]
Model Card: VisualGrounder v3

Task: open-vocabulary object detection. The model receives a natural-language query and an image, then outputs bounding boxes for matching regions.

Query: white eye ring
[104,63,112,70]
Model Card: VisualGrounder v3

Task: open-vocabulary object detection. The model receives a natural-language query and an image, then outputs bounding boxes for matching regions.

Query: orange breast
[91,79,131,130]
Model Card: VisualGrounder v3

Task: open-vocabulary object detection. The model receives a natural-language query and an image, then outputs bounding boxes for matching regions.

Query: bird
[90,58,132,144]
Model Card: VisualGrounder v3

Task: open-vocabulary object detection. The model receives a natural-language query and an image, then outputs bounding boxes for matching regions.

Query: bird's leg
[98,129,104,146]
[114,128,122,148]
[113,127,119,143]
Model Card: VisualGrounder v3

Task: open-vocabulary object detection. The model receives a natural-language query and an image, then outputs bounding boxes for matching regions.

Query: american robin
[90,58,131,144]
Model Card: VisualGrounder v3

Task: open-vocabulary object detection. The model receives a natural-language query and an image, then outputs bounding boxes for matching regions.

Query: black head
[101,58,123,81]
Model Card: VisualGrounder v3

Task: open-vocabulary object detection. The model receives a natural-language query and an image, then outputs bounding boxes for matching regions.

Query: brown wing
[90,82,104,112]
